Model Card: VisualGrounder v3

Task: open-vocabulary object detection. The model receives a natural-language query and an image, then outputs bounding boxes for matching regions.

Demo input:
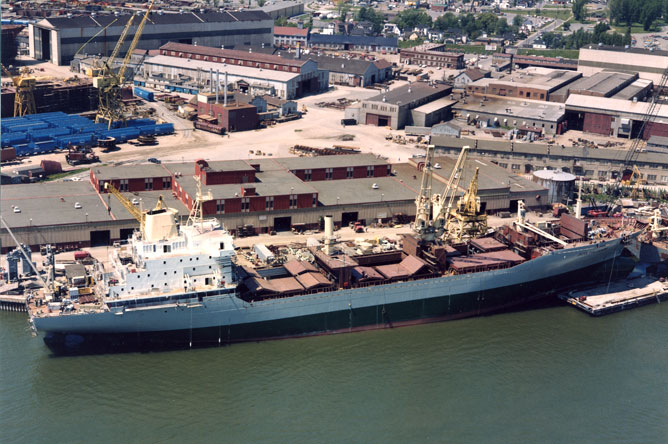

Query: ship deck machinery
[626,208,668,266]
[26,150,639,352]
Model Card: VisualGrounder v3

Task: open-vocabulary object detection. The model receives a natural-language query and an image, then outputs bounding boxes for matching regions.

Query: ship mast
[187,176,213,227]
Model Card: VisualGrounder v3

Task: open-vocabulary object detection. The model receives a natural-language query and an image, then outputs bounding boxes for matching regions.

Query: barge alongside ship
[26,148,639,353]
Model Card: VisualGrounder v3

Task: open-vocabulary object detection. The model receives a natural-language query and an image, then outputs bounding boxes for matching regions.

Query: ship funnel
[324,215,334,255]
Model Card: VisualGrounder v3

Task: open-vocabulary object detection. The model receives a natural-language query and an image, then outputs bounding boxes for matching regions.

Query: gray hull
[33,237,630,347]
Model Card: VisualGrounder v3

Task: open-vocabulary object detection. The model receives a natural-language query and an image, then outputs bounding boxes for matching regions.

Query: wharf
[559,277,668,316]
[0,291,28,312]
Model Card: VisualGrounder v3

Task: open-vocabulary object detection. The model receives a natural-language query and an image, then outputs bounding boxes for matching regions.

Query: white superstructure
[102,207,236,300]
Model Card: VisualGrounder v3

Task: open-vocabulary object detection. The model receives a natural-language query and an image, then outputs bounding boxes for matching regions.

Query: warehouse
[578,46,668,85]
[29,10,273,65]
[358,82,452,130]
[565,94,668,139]
[430,135,668,182]
[304,55,393,87]
[399,45,464,69]
[0,153,551,251]
[309,34,398,53]
[410,98,456,128]
[274,26,309,48]
[143,55,304,100]
[259,1,305,19]
[452,97,567,136]
[395,156,547,212]
[0,181,152,253]
[153,43,328,98]
[276,153,391,181]
[548,71,643,103]
[466,68,582,101]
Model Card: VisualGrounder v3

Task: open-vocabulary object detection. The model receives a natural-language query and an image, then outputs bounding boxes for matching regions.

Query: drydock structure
[26,147,638,353]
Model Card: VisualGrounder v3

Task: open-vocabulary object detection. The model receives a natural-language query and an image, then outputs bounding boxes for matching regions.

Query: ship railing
[243,272,442,303]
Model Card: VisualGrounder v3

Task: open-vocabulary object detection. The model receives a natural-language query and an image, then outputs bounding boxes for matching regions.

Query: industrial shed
[29,10,273,65]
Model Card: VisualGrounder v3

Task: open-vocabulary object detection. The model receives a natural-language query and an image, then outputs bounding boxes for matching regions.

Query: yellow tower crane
[94,0,155,129]
[2,64,36,117]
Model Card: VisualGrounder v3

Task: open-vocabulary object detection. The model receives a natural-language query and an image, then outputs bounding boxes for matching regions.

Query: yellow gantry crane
[94,0,155,129]
[2,64,36,117]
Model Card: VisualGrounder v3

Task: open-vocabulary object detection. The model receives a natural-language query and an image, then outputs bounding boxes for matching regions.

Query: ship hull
[34,237,635,354]
[627,238,668,264]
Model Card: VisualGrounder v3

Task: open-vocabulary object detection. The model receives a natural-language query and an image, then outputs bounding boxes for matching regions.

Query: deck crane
[0,216,53,300]
[413,145,487,243]
[444,167,488,242]
[414,144,437,242]
[94,0,155,129]
[2,64,36,117]
[431,145,470,239]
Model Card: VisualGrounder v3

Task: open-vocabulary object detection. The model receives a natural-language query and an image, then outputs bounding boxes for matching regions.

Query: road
[517,18,564,48]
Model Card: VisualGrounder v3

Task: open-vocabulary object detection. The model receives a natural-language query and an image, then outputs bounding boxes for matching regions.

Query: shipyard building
[578,46,668,86]
[399,44,465,69]
[431,135,668,182]
[353,82,452,130]
[0,154,546,252]
[142,43,328,99]
[28,10,273,65]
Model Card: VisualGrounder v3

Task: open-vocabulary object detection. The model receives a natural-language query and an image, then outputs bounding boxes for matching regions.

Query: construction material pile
[1,112,174,156]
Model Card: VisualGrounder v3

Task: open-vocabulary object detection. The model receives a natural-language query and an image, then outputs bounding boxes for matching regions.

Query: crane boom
[432,145,470,235]
[104,182,144,229]
[414,145,436,241]
[0,216,51,292]
[621,65,668,177]
[118,0,155,83]
[74,18,119,58]
[94,2,155,129]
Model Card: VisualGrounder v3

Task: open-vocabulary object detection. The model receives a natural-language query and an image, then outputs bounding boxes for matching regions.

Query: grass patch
[47,168,89,181]
[517,48,579,59]
[502,8,572,20]
[610,21,666,34]
[399,38,425,49]
[441,44,496,54]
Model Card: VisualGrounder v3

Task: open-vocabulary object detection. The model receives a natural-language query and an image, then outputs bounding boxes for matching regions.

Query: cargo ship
[26,148,638,353]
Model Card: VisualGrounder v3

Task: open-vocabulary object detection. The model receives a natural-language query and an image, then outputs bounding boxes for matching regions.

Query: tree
[434,12,459,31]
[512,14,524,28]
[572,0,587,22]
[274,17,296,27]
[495,18,510,36]
[256,0,266,6]
[563,21,571,31]
[392,9,432,31]
[337,0,350,19]
[357,6,385,34]
[640,0,662,30]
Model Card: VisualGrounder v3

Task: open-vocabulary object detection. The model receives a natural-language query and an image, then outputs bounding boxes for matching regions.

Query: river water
[2,301,667,444]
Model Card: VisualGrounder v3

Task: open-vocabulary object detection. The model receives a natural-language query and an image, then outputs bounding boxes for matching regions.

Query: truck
[66,147,100,166]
